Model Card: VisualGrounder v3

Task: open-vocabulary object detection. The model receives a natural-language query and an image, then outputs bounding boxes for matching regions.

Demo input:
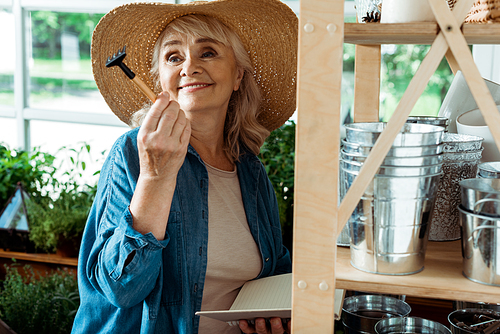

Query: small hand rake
[106,45,156,102]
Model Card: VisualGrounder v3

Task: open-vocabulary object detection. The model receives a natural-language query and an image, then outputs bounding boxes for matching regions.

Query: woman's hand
[137,91,191,182]
[239,318,290,334]
[130,91,191,240]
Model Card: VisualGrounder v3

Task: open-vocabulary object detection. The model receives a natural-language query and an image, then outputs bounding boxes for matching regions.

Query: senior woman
[72,0,297,333]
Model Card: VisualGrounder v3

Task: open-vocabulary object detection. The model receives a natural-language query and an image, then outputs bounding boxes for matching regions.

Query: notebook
[195,273,345,326]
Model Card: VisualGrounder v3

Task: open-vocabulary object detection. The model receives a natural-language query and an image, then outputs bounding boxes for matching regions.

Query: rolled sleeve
[90,208,169,308]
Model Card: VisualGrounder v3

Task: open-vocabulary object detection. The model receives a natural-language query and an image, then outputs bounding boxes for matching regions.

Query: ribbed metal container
[428,133,484,241]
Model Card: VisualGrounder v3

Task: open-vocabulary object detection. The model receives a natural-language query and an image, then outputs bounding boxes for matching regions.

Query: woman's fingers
[141,91,171,133]
[239,318,287,334]
[157,99,183,138]
[136,91,191,179]
[254,318,269,333]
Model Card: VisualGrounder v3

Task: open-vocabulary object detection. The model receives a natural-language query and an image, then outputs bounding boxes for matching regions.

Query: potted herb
[27,182,96,257]
[26,143,101,257]
[0,263,79,334]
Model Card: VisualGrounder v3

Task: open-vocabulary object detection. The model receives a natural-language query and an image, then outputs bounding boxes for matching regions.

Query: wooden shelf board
[0,250,78,266]
[335,240,500,304]
[344,22,500,45]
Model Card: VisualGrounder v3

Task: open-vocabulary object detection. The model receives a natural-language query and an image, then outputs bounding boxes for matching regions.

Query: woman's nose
[180,57,202,77]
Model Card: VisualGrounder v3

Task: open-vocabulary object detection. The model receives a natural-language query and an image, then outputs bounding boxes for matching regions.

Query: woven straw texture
[465,0,500,22]
[91,0,298,131]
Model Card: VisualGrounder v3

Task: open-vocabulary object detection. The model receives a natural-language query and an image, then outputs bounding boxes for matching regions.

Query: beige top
[198,163,263,334]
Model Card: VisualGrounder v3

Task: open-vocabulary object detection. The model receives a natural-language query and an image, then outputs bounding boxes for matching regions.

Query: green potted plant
[0,263,79,334]
[27,182,96,257]
[26,143,102,257]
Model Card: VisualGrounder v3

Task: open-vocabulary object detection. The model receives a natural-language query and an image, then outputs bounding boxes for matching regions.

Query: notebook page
[229,273,292,310]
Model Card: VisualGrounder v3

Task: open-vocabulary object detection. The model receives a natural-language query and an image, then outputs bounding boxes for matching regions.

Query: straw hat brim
[91,0,298,131]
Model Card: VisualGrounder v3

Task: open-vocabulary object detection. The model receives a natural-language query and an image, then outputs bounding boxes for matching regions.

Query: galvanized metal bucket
[342,166,441,275]
[342,295,411,334]
[344,122,444,147]
[376,317,452,334]
[459,205,500,287]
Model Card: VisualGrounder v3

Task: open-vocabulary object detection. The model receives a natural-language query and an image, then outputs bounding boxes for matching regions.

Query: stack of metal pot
[458,177,500,287]
[340,122,444,275]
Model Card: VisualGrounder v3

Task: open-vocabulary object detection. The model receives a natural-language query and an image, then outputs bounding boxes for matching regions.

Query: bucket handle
[467,222,500,250]
[473,198,500,215]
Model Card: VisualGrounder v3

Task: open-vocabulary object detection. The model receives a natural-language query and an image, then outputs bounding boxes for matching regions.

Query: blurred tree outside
[28,11,105,109]
[380,44,454,121]
[30,11,103,60]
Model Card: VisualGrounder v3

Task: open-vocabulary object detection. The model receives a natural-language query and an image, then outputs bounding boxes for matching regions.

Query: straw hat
[91,0,298,131]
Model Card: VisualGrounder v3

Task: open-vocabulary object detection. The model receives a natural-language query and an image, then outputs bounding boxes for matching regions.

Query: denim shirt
[71,127,291,334]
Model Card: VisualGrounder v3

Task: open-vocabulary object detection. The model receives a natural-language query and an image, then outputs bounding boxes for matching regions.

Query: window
[29,11,108,114]
[0,8,14,107]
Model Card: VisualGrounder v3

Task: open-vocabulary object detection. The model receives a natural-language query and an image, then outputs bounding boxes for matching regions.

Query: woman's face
[158,32,244,117]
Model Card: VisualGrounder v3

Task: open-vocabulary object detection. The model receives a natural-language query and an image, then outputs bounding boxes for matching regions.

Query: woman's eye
[167,54,182,63]
[201,51,215,58]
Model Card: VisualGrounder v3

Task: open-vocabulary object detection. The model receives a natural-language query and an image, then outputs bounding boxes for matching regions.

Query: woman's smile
[178,82,213,92]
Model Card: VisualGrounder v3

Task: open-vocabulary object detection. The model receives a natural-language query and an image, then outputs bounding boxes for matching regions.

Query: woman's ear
[233,67,244,91]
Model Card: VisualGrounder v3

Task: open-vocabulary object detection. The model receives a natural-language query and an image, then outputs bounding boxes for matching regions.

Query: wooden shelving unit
[0,250,77,280]
[336,241,500,305]
[0,249,78,266]
[344,22,500,45]
[291,0,500,332]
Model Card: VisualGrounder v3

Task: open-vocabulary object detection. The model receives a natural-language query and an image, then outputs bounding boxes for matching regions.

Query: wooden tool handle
[132,76,156,102]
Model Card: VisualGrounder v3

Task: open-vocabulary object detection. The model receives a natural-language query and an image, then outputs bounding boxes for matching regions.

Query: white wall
[474,45,500,84]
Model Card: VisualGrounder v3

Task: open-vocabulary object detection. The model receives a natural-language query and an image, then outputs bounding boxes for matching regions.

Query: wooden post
[292,0,344,332]
[354,45,381,122]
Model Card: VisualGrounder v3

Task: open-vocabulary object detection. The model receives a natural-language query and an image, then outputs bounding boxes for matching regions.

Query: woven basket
[465,0,500,23]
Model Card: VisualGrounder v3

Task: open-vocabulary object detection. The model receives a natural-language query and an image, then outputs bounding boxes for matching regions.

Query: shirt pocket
[161,211,184,306]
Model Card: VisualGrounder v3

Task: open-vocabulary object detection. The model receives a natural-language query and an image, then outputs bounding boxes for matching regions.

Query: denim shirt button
[265,258,269,262]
